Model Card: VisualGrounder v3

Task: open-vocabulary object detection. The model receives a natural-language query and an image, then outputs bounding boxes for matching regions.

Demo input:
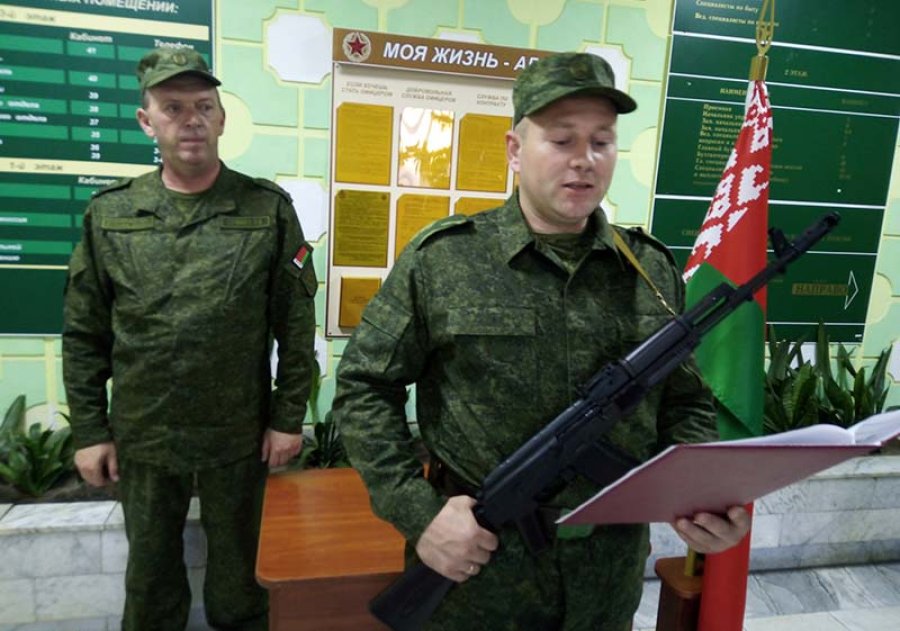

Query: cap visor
[525,85,637,119]
[143,69,221,90]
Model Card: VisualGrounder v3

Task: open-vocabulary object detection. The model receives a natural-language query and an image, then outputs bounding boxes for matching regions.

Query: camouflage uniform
[333,195,716,630]
[63,165,318,630]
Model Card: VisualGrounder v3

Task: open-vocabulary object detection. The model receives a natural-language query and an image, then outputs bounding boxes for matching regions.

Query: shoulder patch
[617,225,677,266]
[91,178,133,199]
[252,178,292,204]
[410,214,472,250]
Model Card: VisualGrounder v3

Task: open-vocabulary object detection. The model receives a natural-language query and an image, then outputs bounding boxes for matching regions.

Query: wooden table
[256,468,406,631]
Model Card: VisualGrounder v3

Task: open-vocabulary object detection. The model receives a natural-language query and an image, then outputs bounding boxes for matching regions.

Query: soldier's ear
[506,129,523,173]
[136,108,156,139]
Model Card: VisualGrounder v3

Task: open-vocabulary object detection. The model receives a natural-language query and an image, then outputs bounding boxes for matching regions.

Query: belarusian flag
[683,80,772,631]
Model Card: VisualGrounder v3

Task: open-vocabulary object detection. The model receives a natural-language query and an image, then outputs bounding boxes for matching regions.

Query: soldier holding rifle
[334,52,750,630]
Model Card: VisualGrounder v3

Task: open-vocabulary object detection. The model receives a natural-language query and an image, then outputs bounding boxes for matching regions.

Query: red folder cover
[559,410,900,526]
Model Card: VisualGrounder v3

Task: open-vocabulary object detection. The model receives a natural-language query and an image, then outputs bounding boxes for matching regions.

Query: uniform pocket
[218,223,273,310]
[100,221,171,313]
[444,305,537,408]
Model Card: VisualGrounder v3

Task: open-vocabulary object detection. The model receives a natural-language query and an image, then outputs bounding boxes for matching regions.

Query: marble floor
[633,562,900,631]
[181,563,900,631]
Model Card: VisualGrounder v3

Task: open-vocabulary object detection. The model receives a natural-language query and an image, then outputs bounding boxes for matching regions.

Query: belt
[428,456,478,497]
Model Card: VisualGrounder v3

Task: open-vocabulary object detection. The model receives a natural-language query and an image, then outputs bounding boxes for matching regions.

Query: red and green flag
[683,80,772,631]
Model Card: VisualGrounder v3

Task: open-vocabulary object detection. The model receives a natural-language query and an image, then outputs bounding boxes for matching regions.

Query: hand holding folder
[559,409,900,526]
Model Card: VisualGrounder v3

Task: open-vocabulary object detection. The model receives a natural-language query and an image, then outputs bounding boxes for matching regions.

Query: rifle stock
[371,564,454,631]
[370,212,841,630]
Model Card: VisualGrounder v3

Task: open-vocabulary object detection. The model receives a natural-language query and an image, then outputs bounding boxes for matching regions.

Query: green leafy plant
[296,364,349,469]
[0,394,27,462]
[764,323,892,435]
[0,396,76,497]
[299,411,349,469]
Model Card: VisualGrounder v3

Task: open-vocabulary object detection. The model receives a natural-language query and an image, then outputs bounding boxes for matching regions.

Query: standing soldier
[62,47,318,631]
[333,52,749,630]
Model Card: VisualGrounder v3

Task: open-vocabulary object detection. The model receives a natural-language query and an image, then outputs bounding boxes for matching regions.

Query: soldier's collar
[133,166,237,223]
[498,194,619,264]
[590,209,619,254]
[497,194,537,263]
[132,167,169,218]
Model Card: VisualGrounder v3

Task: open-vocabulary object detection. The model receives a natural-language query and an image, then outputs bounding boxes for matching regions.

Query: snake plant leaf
[1,395,26,437]
[814,321,833,383]
[787,365,820,428]
[853,369,872,419]
[837,344,862,395]
[824,376,854,427]
[869,348,891,408]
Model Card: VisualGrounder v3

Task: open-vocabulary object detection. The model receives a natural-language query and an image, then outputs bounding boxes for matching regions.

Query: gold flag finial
[750,0,775,80]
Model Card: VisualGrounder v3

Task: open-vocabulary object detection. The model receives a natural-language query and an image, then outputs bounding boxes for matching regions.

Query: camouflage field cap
[513,52,637,125]
[136,47,221,91]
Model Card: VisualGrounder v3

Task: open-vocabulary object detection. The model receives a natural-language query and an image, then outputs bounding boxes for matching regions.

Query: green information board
[651,0,900,342]
[0,0,213,334]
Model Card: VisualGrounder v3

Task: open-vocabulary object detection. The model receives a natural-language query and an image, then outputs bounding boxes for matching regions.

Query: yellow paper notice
[456,113,511,192]
[455,197,500,216]
[397,108,455,189]
[339,277,382,328]
[333,190,390,267]
[395,194,450,260]
[335,103,393,185]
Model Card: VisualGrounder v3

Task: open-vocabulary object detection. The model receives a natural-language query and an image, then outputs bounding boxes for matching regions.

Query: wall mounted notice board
[651,0,900,343]
[0,0,214,334]
[327,30,555,337]
[324,29,638,337]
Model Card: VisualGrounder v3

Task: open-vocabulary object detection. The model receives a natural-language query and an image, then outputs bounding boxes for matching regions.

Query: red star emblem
[348,34,368,56]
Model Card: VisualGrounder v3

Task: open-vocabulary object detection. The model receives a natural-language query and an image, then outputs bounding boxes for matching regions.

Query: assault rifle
[370,212,841,631]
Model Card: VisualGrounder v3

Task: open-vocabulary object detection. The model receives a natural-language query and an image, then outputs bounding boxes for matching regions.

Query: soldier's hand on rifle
[672,505,751,554]
[415,495,499,583]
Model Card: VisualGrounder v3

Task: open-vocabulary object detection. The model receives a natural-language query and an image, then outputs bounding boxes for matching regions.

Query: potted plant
[296,366,350,469]
[0,395,117,502]
[764,323,894,448]
[0,395,77,501]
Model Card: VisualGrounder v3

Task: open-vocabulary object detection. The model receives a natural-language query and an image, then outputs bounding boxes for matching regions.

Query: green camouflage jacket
[62,165,318,470]
[333,194,716,543]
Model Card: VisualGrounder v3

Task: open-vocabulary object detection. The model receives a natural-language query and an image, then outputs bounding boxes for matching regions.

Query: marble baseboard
[746,563,900,618]
[0,605,211,631]
[632,563,900,631]
[0,498,205,627]
[0,616,109,631]
[750,540,900,571]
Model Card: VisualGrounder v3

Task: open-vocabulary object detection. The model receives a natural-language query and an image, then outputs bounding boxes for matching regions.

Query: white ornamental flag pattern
[683,82,772,282]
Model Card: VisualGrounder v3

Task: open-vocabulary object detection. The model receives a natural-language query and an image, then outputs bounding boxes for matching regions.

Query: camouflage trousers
[117,454,269,631]
[417,523,649,631]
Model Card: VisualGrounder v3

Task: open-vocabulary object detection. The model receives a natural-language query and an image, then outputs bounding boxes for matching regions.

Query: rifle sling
[612,230,678,317]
